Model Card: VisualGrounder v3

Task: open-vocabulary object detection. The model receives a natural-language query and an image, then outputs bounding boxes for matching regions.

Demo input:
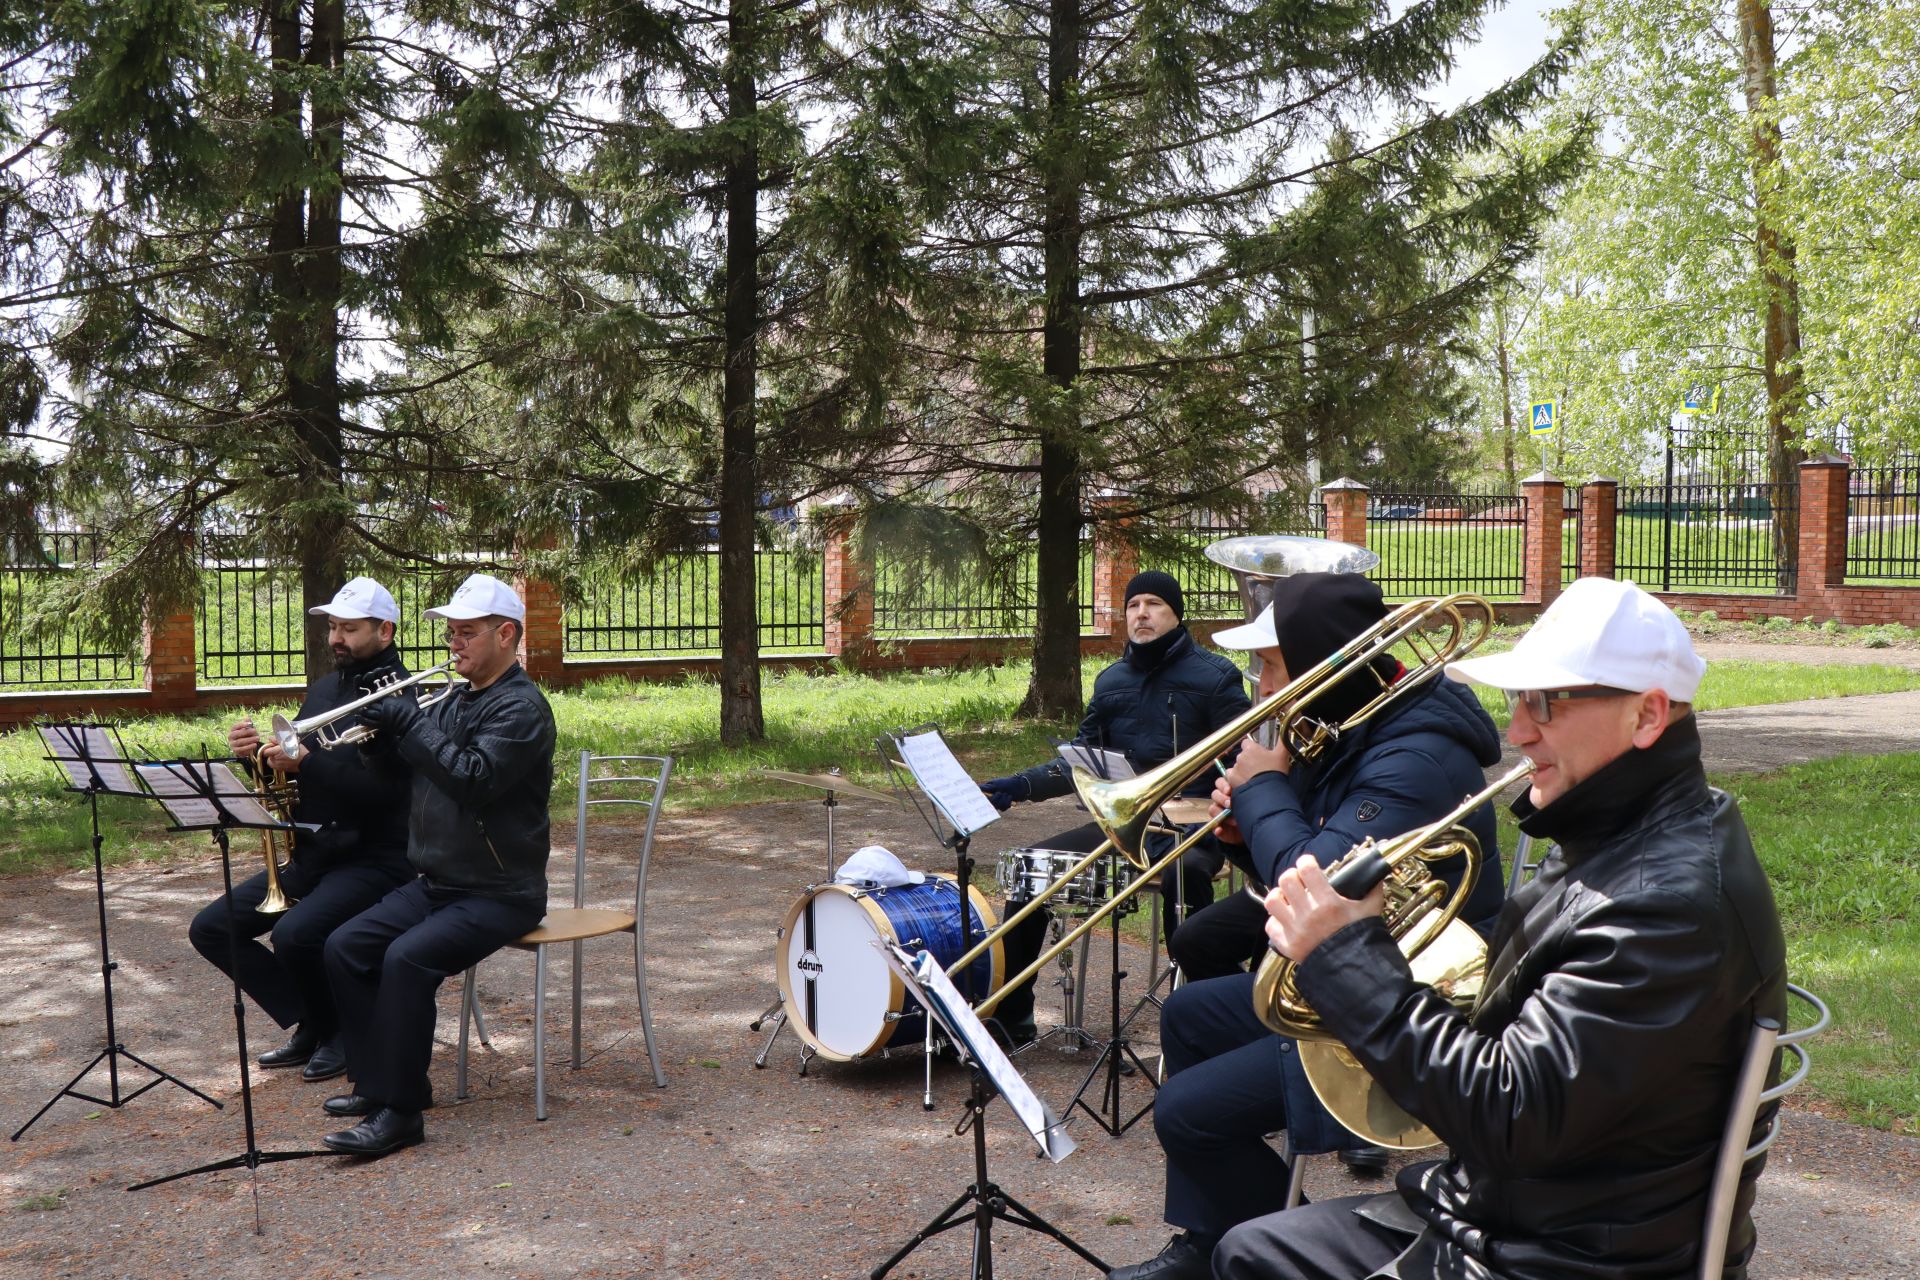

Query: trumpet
[271,660,462,759]
[251,744,299,915]
[953,591,1494,1007]
[1251,757,1536,1148]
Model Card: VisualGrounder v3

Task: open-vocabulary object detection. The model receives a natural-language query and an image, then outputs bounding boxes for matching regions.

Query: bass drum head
[777,885,898,1061]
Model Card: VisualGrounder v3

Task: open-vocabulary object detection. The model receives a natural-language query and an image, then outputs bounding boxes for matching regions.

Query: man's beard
[332,646,356,672]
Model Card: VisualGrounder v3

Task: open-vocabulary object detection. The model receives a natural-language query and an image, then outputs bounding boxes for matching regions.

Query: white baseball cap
[1445,578,1706,701]
[1211,603,1279,651]
[308,576,399,623]
[425,572,526,624]
[834,845,925,889]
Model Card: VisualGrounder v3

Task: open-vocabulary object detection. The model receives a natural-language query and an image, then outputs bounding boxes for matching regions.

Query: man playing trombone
[1109,573,1505,1280]
[317,573,557,1158]
[1214,579,1786,1280]
[188,577,415,1084]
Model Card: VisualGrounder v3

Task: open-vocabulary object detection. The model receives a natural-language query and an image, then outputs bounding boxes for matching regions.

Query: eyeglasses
[1503,686,1634,724]
[443,624,499,645]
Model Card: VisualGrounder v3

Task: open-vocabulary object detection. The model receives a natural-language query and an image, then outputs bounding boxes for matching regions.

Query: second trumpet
[271,660,462,759]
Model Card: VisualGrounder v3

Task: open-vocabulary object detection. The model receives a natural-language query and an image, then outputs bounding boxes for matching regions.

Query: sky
[1431,0,1562,110]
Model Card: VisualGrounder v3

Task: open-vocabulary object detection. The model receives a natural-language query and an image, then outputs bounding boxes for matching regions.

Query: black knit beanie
[1125,570,1185,619]
[1268,573,1395,723]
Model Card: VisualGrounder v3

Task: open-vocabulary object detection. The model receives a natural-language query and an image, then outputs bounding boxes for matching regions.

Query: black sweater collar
[1125,624,1191,672]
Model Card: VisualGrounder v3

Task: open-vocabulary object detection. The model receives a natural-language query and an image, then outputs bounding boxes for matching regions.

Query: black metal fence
[872,542,1096,637]
[1847,462,1920,582]
[1614,483,1799,594]
[1170,503,1326,619]
[1365,490,1528,600]
[567,551,825,656]
[1562,488,1582,584]
[1,532,138,687]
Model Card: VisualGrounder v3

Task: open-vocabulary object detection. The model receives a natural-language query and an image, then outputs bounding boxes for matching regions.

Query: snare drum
[775,876,1003,1062]
[994,847,1126,910]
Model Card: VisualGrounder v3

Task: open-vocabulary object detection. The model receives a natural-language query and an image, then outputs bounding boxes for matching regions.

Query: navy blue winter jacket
[1016,626,1252,801]
[1231,672,1506,935]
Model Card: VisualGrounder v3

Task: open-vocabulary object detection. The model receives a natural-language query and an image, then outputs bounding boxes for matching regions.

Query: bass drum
[775,876,1003,1062]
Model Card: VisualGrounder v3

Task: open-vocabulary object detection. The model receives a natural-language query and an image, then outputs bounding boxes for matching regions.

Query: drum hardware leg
[753,1007,788,1070]
[1058,853,1159,1138]
[798,1043,815,1078]
[749,995,783,1033]
[923,1017,936,1112]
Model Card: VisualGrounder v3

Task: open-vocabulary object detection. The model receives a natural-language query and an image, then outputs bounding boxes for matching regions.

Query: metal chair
[456,751,673,1118]
[1697,983,1830,1279]
[1507,830,1557,894]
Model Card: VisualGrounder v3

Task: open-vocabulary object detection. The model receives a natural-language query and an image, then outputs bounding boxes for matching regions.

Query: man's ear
[1629,689,1673,749]
[378,620,395,645]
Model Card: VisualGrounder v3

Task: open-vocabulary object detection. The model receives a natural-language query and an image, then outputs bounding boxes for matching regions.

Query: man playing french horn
[188,577,415,1084]
[1214,579,1788,1280]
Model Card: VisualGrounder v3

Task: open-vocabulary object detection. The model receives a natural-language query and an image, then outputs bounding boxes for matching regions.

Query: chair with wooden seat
[456,751,673,1119]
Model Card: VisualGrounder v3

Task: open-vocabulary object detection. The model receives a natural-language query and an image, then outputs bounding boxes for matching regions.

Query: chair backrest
[573,751,674,912]
[1507,831,1558,894]
[1696,983,1830,1280]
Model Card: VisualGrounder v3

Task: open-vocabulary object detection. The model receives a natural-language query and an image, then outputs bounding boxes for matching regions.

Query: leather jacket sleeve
[393,687,553,809]
[1297,883,1736,1178]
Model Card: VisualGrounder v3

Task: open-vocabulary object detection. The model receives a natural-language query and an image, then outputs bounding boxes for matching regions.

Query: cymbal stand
[751,787,844,1069]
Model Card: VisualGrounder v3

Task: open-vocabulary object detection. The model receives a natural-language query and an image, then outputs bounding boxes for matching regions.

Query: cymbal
[760,769,894,803]
[1159,797,1213,826]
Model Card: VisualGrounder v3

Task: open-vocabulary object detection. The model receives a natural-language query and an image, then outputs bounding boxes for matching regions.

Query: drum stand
[1018,914,1099,1056]
[870,1066,1107,1280]
[1058,851,1163,1137]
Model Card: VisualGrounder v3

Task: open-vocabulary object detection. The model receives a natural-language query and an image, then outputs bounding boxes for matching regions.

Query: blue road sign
[1529,400,1557,435]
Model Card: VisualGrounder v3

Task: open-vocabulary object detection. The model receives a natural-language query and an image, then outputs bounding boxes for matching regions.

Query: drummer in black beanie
[979,570,1251,1046]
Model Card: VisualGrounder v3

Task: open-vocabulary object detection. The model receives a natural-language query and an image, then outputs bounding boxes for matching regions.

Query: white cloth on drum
[834,844,925,889]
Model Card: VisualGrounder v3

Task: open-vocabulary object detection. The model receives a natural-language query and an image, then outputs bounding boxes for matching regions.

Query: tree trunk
[1495,300,1517,490]
[1020,0,1086,721]
[1736,0,1805,590]
[718,0,765,744]
[269,0,347,679]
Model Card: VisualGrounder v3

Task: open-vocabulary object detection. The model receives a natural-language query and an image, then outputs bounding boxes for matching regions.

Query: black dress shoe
[301,1040,348,1082]
[326,1090,432,1117]
[322,1107,424,1158]
[258,1026,320,1069]
[1339,1143,1390,1175]
[1108,1234,1212,1280]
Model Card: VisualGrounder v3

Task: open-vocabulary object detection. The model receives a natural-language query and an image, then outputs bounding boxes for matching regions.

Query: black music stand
[11,725,224,1143]
[1057,844,1160,1137]
[870,944,1105,1280]
[123,755,344,1208]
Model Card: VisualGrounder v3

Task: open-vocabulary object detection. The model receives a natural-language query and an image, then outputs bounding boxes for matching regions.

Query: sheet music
[135,762,279,829]
[897,730,1001,837]
[880,942,1077,1163]
[1056,744,1134,781]
[39,724,142,794]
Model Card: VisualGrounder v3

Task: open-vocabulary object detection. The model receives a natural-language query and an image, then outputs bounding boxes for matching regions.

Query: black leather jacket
[385,663,556,913]
[270,646,412,874]
[1299,715,1788,1280]
[1016,625,1251,800]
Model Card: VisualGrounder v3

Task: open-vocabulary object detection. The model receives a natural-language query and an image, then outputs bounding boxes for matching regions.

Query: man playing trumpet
[188,577,415,1083]
[318,573,556,1157]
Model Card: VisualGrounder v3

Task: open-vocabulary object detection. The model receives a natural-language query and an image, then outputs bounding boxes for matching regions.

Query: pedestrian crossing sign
[1681,384,1721,414]
[1529,400,1557,436]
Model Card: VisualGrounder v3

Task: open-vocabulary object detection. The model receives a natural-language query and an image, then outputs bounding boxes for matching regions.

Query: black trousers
[323,877,542,1112]
[1168,887,1271,982]
[996,823,1219,1028]
[188,858,411,1036]
[1155,972,1299,1240]
[1213,1196,1405,1280]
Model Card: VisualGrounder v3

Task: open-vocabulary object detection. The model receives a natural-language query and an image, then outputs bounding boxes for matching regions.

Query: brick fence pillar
[822,501,873,657]
[1579,478,1618,580]
[1090,493,1138,641]
[515,567,566,685]
[1320,477,1369,549]
[143,602,198,712]
[1796,455,1850,592]
[1522,472,1566,605]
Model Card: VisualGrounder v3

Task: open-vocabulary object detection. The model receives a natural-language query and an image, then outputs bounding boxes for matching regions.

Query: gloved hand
[980,775,1030,811]
[357,690,423,743]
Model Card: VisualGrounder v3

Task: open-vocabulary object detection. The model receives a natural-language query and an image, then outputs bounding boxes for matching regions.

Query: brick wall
[1521,473,1565,605]
[821,508,874,657]
[1321,478,1368,548]
[1579,480,1618,579]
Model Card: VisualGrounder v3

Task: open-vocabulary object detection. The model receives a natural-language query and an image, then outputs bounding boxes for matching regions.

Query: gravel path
[3,681,1916,1278]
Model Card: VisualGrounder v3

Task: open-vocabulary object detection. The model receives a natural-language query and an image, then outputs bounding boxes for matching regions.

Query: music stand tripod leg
[12,781,220,1143]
